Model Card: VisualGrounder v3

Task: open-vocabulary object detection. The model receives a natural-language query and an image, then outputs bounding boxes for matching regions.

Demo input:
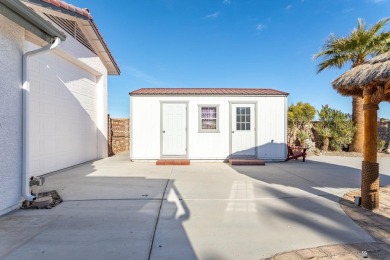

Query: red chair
[285,145,307,162]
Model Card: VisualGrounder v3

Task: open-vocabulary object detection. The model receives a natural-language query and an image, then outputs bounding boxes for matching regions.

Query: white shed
[130,88,288,161]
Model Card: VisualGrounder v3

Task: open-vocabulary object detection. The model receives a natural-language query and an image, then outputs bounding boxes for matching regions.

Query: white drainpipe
[22,37,61,201]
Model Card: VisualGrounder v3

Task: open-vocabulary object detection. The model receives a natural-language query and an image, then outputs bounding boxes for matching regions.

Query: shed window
[236,107,251,130]
[199,105,219,132]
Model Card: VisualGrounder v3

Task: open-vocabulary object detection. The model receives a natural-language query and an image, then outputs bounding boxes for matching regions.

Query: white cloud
[223,0,231,5]
[256,24,266,31]
[124,66,165,86]
[285,5,293,10]
[204,12,220,19]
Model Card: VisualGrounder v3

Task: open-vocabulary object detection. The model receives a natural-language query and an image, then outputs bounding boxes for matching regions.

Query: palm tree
[314,18,390,152]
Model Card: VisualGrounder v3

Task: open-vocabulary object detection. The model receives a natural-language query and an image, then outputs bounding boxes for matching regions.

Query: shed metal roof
[130,88,289,96]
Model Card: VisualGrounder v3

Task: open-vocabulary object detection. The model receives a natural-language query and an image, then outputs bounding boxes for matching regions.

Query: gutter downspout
[22,37,61,201]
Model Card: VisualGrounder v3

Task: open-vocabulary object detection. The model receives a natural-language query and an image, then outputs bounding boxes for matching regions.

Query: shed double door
[231,104,256,157]
[161,103,187,156]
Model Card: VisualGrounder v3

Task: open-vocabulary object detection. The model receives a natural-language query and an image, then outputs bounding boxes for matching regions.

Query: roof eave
[88,20,120,75]
[129,92,289,96]
[22,0,120,75]
[1,0,66,43]
[129,94,289,96]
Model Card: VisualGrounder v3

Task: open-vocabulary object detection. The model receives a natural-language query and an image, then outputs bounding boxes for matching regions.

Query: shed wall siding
[257,96,287,159]
[0,15,24,215]
[131,95,287,160]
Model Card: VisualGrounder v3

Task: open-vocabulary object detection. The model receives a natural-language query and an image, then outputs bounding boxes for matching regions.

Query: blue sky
[71,0,390,118]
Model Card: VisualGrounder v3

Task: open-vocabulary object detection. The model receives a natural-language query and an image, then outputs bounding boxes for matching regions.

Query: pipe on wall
[22,37,61,201]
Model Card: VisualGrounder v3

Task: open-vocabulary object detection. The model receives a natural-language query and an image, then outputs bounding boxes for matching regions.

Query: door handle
[163,131,166,133]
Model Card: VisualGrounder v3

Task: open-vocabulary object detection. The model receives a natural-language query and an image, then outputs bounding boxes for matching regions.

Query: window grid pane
[236,107,251,131]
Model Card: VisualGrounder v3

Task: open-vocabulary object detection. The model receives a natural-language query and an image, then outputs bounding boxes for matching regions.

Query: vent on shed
[45,14,96,54]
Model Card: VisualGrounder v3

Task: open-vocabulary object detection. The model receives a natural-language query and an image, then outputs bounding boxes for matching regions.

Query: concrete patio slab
[0,153,389,259]
[1,200,160,260]
[155,158,382,259]
[41,153,173,201]
[153,197,372,259]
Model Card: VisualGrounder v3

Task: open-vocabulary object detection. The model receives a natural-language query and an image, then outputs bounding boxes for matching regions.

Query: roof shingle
[41,0,92,18]
[129,88,289,96]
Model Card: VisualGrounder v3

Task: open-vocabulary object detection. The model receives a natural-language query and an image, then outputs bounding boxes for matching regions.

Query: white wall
[131,95,287,161]
[28,46,99,176]
[257,96,287,160]
[26,14,109,176]
[0,11,111,215]
[44,16,109,159]
[0,15,24,215]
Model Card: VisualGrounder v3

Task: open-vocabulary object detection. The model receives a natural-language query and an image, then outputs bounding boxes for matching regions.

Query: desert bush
[288,102,316,145]
[378,139,386,152]
[303,138,316,153]
[315,105,355,152]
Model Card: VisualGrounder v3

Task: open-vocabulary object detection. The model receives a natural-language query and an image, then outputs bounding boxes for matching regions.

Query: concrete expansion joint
[147,165,174,260]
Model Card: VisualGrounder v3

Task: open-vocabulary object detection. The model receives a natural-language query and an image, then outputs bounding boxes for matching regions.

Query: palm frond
[315,17,390,72]
[317,54,353,73]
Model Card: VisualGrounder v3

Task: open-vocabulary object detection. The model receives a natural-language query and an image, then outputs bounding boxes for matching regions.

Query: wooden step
[229,159,265,166]
[156,159,190,166]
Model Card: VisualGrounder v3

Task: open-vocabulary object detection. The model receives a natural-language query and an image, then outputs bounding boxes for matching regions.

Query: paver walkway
[267,187,390,259]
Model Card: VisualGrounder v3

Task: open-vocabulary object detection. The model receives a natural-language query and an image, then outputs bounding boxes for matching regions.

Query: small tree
[317,127,332,151]
[296,129,310,145]
[288,102,316,145]
[316,105,355,151]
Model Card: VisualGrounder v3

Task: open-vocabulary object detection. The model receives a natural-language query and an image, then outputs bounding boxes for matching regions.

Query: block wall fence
[108,115,130,156]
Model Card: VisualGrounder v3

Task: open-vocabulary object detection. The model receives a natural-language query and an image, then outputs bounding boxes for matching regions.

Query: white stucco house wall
[130,88,288,161]
[0,0,120,216]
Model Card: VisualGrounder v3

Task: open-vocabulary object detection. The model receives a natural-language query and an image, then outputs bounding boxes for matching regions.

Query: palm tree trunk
[322,138,329,151]
[349,96,364,152]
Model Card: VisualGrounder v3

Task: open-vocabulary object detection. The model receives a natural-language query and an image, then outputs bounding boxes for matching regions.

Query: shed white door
[162,103,187,156]
[231,104,256,157]
[29,53,98,176]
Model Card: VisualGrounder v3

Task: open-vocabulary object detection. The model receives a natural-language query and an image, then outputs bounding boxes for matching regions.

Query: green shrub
[296,130,310,145]
[288,102,316,145]
[378,139,386,152]
[313,147,321,156]
[315,105,355,152]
